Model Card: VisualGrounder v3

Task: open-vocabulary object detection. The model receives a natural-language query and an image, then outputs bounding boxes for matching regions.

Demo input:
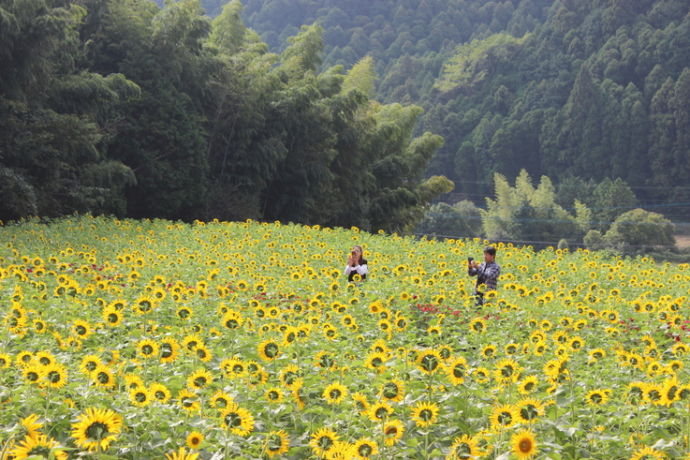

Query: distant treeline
[236,0,690,220]
[0,0,451,231]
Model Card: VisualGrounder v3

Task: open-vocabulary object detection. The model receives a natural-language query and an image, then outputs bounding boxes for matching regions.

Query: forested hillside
[0,0,451,230]
[239,0,690,220]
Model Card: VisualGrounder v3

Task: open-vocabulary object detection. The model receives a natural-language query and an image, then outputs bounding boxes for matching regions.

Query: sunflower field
[0,216,689,459]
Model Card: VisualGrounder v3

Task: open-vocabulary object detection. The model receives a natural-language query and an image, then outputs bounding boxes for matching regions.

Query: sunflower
[159,338,179,364]
[133,296,156,314]
[187,368,213,390]
[472,367,491,384]
[310,428,339,457]
[258,340,281,361]
[220,403,254,436]
[186,431,204,449]
[259,386,281,404]
[629,446,667,460]
[221,310,244,330]
[221,358,247,378]
[314,351,336,369]
[34,351,55,367]
[70,407,123,452]
[494,358,521,384]
[130,387,152,407]
[150,382,171,403]
[102,308,123,327]
[351,438,378,459]
[165,447,199,460]
[518,376,539,394]
[16,351,34,367]
[512,430,538,459]
[585,389,610,406]
[411,401,440,427]
[178,389,201,413]
[382,419,404,446]
[71,320,92,338]
[323,382,348,405]
[136,339,159,359]
[42,363,68,389]
[92,364,116,389]
[194,344,212,362]
[516,398,543,423]
[265,430,290,458]
[351,392,369,415]
[279,364,301,388]
[0,352,12,368]
[368,401,394,422]
[22,364,44,385]
[443,357,468,385]
[469,318,486,333]
[380,379,405,402]
[209,390,234,410]
[20,413,44,439]
[80,355,102,375]
[10,434,68,460]
[416,349,442,375]
[489,404,518,431]
[447,434,480,460]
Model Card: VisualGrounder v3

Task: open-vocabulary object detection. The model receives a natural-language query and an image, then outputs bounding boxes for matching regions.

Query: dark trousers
[474,291,484,306]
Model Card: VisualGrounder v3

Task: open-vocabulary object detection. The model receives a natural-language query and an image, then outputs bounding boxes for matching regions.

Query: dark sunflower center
[421,355,439,371]
[264,344,279,358]
[519,439,532,453]
[224,412,241,427]
[318,436,333,450]
[268,434,282,451]
[455,443,471,459]
[86,422,110,440]
[383,384,398,398]
[358,444,372,456]
[521,405,538,420]
[420,409,433,421]
[161,345,172,358]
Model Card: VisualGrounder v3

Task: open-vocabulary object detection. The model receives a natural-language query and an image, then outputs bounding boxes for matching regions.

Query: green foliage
[435,33,530,93]
[0,0,448,231]
[603,208,676,253]
[237,0,690,219]
[415,200,482,239]
[482,169,591,245]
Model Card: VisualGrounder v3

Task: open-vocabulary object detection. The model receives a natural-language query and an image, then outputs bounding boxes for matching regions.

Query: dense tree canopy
[0,0,449,231]
[236,0,690,220]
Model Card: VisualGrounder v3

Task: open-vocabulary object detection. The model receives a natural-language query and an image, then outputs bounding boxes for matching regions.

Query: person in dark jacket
[468,246,500,305]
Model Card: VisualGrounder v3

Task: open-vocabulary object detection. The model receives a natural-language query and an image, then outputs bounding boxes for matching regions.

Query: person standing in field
[468,246,500,305]
[345,245,368,282]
